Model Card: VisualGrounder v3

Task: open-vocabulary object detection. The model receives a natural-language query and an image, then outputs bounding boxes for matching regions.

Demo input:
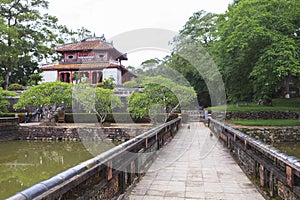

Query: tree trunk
[4,71,10,90]
[284,72,291,98]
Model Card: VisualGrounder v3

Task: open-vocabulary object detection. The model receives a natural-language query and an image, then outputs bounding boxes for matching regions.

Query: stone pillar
[89,70,92,84]
[107,161,113,181]
[70,71,73,83]
[260,165,265,187]
[286,166,293,188]
[269,170,275,197]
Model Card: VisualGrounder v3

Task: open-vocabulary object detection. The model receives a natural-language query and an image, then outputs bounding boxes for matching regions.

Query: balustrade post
[286,165,293,188]
[119,171,125,194]
[269,170,275,197]
[253,160,258,179]
[260,165,265,187]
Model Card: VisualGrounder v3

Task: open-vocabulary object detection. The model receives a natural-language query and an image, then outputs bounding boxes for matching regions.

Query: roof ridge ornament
[82,34,106,42]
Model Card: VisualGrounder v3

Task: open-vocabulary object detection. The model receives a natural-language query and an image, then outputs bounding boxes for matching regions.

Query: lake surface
[1,139,299,199]
[0,140,116,199]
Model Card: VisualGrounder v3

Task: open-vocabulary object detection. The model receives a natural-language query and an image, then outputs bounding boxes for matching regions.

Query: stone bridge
[7,117,300,200]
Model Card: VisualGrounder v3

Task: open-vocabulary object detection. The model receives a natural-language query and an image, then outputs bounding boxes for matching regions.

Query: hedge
[0,113,179,124]
[65,113,178,123]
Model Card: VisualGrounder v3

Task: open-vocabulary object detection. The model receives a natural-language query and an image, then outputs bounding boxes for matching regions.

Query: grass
[228,119,300,126]
[207,98,300,112]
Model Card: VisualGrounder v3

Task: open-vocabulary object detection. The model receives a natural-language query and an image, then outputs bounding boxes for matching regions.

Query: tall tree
[0,0,92,89]
[214,0,300,102]
[177,10,218,48]
[165,10,220,107]
[0,0,54,88]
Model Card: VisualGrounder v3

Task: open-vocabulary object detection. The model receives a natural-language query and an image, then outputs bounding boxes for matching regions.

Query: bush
[64,113,151,123]
[62,113,178,123]
[0,112,179,124]
[8,83,24,91]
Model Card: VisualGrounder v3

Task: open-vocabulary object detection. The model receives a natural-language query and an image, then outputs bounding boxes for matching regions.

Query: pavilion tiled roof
[55,37,128,60]
[56,39,113,52]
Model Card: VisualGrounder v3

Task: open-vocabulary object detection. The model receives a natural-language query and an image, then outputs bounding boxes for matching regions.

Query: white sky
[47,0,233,67]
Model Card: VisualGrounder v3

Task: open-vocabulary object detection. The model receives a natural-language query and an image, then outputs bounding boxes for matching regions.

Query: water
[272,142,300,159]
[0,140,114,199]
[3,140,297,199]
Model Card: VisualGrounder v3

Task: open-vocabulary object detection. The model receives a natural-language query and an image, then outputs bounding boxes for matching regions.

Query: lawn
[207,98,300,112]
[228,119,300,126]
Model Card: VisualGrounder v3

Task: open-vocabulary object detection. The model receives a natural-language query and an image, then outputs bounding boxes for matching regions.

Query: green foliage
[229,119,300,126]
[162,10,224,107]
[208,98,300,112]
[60,113,159,123]
[214,0,300,102]
[14,81,72,110]
[8,83,23,91]
[272,98,300,108]
[71,73,80,84]
[127,76,197,122]
[177,10,218,48]
[73,83,123,123]
[0,0,53,89]
[0,0,93,89]
[28,73,43,86]
[0,88,16,113]
[96,78,115,90]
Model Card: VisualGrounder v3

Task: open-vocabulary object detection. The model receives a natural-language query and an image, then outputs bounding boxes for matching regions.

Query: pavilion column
[70,71,73,83]
[89,70,92,84]
[64,73,67,83]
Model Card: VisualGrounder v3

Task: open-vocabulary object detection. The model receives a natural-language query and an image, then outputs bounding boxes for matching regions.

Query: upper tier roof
[56,36,127,60]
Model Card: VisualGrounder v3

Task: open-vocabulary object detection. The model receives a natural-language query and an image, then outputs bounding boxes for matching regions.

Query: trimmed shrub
[8,83,24,91]
[63,113,178,123]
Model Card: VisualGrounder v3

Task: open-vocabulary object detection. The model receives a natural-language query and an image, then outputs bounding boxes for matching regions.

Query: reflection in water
[272,142,300,159]
[0,140,113,199]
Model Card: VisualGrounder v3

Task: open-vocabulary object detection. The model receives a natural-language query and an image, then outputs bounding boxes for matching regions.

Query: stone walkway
[127,122,265,200]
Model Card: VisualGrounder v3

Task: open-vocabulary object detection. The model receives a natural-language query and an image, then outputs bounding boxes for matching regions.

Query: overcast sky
[47,0,233,67]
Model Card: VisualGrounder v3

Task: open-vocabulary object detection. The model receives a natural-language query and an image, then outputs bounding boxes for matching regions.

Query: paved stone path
[127,122,265,200]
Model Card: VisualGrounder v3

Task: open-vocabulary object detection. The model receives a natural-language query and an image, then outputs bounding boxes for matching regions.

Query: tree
[28,73,43,86]
[71,73,80,84]
[0,88,16,113]
[0,0,93,89]
[214,0,300,102]
[127,76,197,123]
[165,10,220,107]
[0,0,54,88]
[14,81,72,110]
[72,83,123,123]
[97,78,115,90]
[176,10,218,48]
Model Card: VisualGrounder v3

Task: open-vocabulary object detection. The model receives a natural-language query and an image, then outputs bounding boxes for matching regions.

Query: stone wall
[212,111,300,120]
[0,117,19,141]
[238,127,300,143]
[0,125,18,141]
[17,126,148,141]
